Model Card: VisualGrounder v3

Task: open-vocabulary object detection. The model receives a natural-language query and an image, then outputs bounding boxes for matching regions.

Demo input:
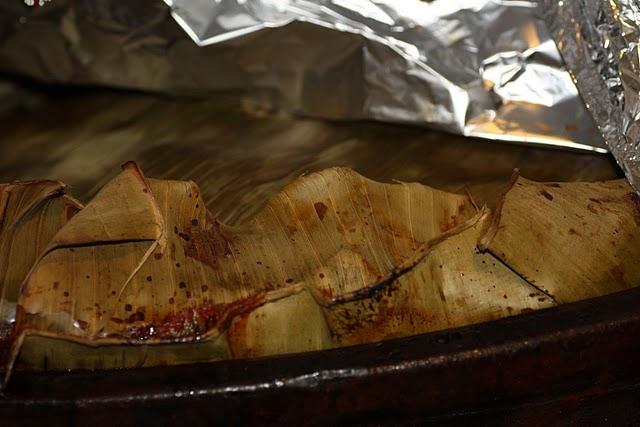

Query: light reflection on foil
[161,0,609,152]
[542,0,640,190]
[2,0,606,152]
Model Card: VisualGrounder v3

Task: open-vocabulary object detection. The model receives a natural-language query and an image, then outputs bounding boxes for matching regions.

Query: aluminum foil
[2,0,605,152]
[541,0,640,190]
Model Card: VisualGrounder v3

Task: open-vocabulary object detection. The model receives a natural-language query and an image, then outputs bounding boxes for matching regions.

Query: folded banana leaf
[0,180,82,375]
[2,162,479,383]
[479,173,640,303]
[1,164,638,388]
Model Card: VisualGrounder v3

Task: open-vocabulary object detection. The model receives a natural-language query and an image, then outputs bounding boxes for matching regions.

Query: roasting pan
[0,86,635,425]
[2,286,640,425]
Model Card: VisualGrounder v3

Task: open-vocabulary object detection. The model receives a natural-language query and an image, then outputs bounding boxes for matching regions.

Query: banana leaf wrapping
[0,163,638,388]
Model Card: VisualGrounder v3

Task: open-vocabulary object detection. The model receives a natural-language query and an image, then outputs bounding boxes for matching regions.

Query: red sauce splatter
[127,293,266,341]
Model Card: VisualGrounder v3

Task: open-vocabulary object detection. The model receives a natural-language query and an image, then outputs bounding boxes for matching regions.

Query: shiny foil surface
[541,0,640,191]
[1,0,604,151]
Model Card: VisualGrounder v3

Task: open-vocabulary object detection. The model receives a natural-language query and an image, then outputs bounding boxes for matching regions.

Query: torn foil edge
[541,0,640,189]
[3,0,606,152]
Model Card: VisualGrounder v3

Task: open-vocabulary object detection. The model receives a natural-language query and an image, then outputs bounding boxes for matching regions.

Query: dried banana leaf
[479,173,640,303]
[7,165,636,387]
[4,163,477,381]
[227,289,332,359]
[323,209,555,347]
[0,180,81,373]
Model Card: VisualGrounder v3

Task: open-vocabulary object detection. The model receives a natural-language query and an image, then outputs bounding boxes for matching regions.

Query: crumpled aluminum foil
[2,0,605,152]
[162,0,605,152]
[541,0,640,190]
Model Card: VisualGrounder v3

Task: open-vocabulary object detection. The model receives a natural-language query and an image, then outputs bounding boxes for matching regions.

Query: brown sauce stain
[227,313,252,358]
[127,311,145,324]
[74,319,89,330]
[314,201,328,221]
[609,265,627,286]
[540,190,554,201]
[568,228,582,237]
[183,219,234,269]
[625,192,640,227]
[127,293,266,341]
[321,287,333,299]
[439,214,460,232]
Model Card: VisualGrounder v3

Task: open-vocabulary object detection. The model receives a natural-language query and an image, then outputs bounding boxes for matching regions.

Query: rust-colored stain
[127,293,266,341]
[626,192,640,227]
[227,313,251,358]
[440,215,460,232]
[440,203,472,233]
[74,319,89,330]
[183,219,234,269]
[609,266,627,286]
[568,228,581,236]
[314,202,328,221]
[321,287,333,299]
[127,311,145,324]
